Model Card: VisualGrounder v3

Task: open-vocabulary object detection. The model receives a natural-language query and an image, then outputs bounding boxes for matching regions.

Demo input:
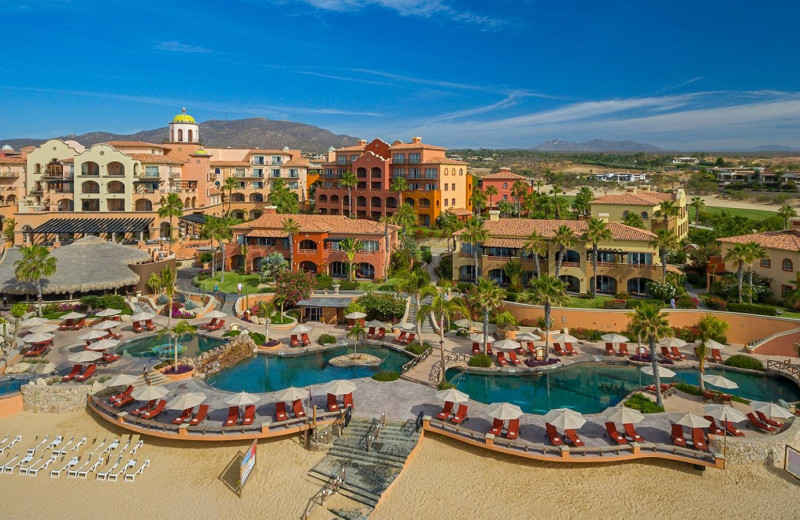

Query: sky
[2,0,800,151]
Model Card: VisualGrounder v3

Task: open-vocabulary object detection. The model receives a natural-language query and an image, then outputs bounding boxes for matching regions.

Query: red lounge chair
[564,343,577,356]
[114,395,134,408]
[496,352,509,366]
[756,410,784,429]
[102,352,120,364]
[565,429,584,447]
[109,386,134,404]
[292,400,306,418]
[707,348,723,363]
[450,404,468,424]
[189,404,209,426]
[623,423,644,442]
[274,402,288,422]
[553,343,565,356]
[619,343,629,356]
[704,416,725,436]
[366,327,376,339]
[526,342,536,355]
[24,345,48,357]
[506,418,520,440]
[723,420,744,437]
[436,401,453,420]
[132,322,144,333]
[720,393,732,405]
[172,407,194,425]
[59,319,74,331]
[132,399,156,416]
[486,344,493,356]
[224,406,239,426]
[375,329,386,341]
[327,394,340,412]
[472,342,481,355]
[75,364,96,382]
[71,318,86,330]
[290,335,300,347]
[207,319,224,332]
[661,346,674,359]
[301,333,311,346]
[545,423,563,446]
[489,418,504,436]
[605,422,627,444]
[62,364,82,382]
[671,424,686,447]
[670,347,687,360]
[242,405,256,426]
[508,352,523,366]
[404,333,416,345]
[343,393,354,410]
[394,331,407,344]
[692,428,707,451]
[200,318,217,330]
[702,390,718,402]
[141,400,167,420]
[145,320,156,331]
[605,343,615,355]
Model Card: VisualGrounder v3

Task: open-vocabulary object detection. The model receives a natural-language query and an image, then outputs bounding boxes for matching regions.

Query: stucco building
[590,186,689,240]
[476,168,532,208]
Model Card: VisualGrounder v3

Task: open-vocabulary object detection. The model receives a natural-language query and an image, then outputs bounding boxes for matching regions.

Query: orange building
[476,168,533,208]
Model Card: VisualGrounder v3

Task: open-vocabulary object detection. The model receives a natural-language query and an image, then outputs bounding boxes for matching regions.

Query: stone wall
[191,333,257,377]
[20,382,91,413]
[711,418,800,465]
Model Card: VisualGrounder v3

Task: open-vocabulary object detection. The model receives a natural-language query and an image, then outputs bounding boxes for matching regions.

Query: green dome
[172,107,195,124]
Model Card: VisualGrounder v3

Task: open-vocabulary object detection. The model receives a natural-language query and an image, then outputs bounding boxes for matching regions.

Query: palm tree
[259,299,276,343]
[522,230,547,277]
[281,217,300,273]
[785,272,800,311]
[14,245,57,316]
[521,275,568,361]
[690,196,705,225]
[163,320,196,371]
[146,272,163,294]
[655,200,680,234]
[778,204,797,230]
[572,186,594,218]
[392,203,417,241]
[396,269,431,341]
[202,215,235,282]
[649,229,679,281]
[339,171,358,219]
[159,265,176,329]
[550,185,565,219]
[551,225,576,276]
[339,237,364,282]
[2,218,15,244]
[534,193,552,219]
[468,278,503,355]
[534,179,544,193]
[390,176,408,207]
[623,212,646,229]
[504,258,523,290]
[418,285,469,384]
[485,185,498,210]
[157,192,184,252]
[583,218,612,298]
[470,187,487,216]
[223,176,238,216]
[511,180,529,216]
[439,211,461,252]
[744,241,767,304]
[347,321,366,357]
[628,303,672,408]
[724,243,750,303]
[461,217,487,283]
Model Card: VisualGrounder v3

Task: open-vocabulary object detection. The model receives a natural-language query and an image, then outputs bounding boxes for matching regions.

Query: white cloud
[285,0,503,27]
[155,41,212,54]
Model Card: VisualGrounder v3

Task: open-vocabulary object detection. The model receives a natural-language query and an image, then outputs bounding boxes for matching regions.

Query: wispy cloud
[155,41,211,54]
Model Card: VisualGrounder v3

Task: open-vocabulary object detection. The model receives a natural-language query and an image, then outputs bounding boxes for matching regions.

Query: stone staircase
[308,417,422,511]
[403,295,436,334]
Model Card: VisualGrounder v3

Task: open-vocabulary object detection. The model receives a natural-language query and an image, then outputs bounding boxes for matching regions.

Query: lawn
[692,205,777,222]
[196,272,263,293]
[563,295,613,309]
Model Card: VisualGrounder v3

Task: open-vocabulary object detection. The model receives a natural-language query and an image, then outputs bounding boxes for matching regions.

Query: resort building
[476,168,532,208]
[590,186,689,240]
[452,212,663,295]
[314,137,472,226]
[590,172,649,183]
[227,206,399,280]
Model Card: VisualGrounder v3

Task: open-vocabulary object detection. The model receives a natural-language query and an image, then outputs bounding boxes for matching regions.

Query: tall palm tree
[165,320,195,371]
[550,185,565,219]
[485,185,498,210]
[649,229,679,281]
[628,303,672,408]
[461,217,487,283]
[521,275,568,361]
[470,187,487,216]
[223,176,238,216]
[202,215,235,282]
[724,242,750,303]
[655,200,680,234]
[281,217,300,273]
[158,265,176,330]
[439,211,462,252]
[390,176,408,207]
[157,192,184,252]
[14,245,56,316]
[778,204,797,230]
[533,193,552,219]
[392,203,416,241]
[347,321,366,356]
[572,186,594,218]
[623,212,646,229]
[339,237,364,282]
[418,285,469,384]
[468,277,503,355]
[744,241,767,304]
[396,268,431,341]
[583,218,612,298]
[690,196,705,225]
[339,171,358,219]
[551,224,576,276]
[259,298,276,343]
[522,230,547,277]
[511,180,529,216]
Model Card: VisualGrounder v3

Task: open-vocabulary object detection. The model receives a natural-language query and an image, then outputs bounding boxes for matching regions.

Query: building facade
[590,186,689,240]
[476,168,532,208]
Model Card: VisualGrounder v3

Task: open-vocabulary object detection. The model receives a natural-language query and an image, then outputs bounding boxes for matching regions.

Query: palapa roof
[0,236,152,295]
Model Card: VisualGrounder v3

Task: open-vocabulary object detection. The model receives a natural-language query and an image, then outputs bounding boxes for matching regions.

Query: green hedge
[318,334,337,345]
[338,281,359,290]
[407,342,432,356]
[468,354,493,368]
[626,299,666,309]
[372,370,400,382]
[624,393,665,413]
[724,354,765,371]
[602,299,627,309]
[674,383,702,396]
[727,303,777,316]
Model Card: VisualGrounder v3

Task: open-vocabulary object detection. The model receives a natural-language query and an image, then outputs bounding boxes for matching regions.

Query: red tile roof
[284,158,312,167]
[484,237,527,248]
[592,191,674,206]
[210,161,251,167]
[233,214,398,236]
[128,153,185,165]
[421,156,468,165]
[719,229,800,252]
[480,171,528,181]
[335,145,366,152]
[390,142,446,151]
[447,208,473,216]
[104,141,167,149]
[0,157,26,164]
[454,218,655,242]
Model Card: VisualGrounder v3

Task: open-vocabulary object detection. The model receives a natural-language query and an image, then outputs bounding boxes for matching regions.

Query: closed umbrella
[79,329,108,341]
[93,320,119,331]
[225,391,259,406]
[550,333,579,344]
[276,387,310,402]
[491,339,521,351]
[660,337,687,348]
[94,308,121,317]
[20,317,49,328]
[435,388,469,403]
[290,325,312,334]
[204,310,228,319]
[345,311,367,320]
[641,365,675,378]
[702,374,738,390]
[544,408,586,430]
[68,350,103,363]
[24,332,55,344]
[603,406,645,424]
[166,392,206,411]
[601,333,629,343]
[703,404,747,424]
[86,338,120,351]
[132,385,169,401]
[516,332,541,341]
[32,323,59,334]
[486,402,524,421]
[673,413,711,429]
[60,311,86,320]
[322,380,357,396]
[751,401,794,420]
[469,333,496,343]
[131,311,156,322]
[104,374,139,389]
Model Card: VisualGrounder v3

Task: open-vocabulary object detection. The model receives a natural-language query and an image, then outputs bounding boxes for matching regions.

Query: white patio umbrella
[60,311,86,320]
[132,385,169,401]
[166,392,207,411]
[104,374,139,389]
[544,408,586,430]
[491,339,521,351]
[703,404,747,424]
[276,387,310,402]
[94,308,121,317]
[641,365,676,378]
[131,311,156,322]
[225,391,259,406]
[85,338,120,351]
[486,402,524,421]
[435,388,470,403]
[79,329,109,341]
[31,323,59,334]
[603,406,645,424]
[702,374,738,390]
[204,310,227,319]
[398,322,416,332]
[68,350,103,363]
[454,319,476,329]
[516,332,541,341]
[290,325,312,334]
[702,339,728,351]
[673,412,711,429]
[345,311,367,320]
[93,320,119,331]
[660,337,688,348]
[322,380,357,396]
[365,320,388,329]
[469,333,496,343]
[601,333,629,343]
[751,401,794,420]
[20,317,49,328]
[23,332,55,344]
[550,333,579,344]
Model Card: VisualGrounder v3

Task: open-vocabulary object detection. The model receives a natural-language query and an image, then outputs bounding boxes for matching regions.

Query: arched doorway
[488,268,510,285]
[329,261,348,278]
[355,262,375,279]
[160,221,171,239]
[558,275,581,293]
[628,278,651,297]
[590,275,617,295]
[299,261,317,273]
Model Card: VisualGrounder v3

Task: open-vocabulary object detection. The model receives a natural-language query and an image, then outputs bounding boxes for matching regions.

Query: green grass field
[691,205,777,222]
[197,272,262,293]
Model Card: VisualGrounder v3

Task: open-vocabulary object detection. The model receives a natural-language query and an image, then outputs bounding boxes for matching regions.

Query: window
[408,168,421,179]
[214,168,221,174]
[641,212,649,219]
[336,156,347,165]
[362,240,380,252]
[408,153,420,164]
[627,252,652,265]
[761,258,771,268]
[502,195,508,200]
[393,153,405,164]
[623,211,629,217]
[253,168,263,177]
[502,183,508,189]
[324,168,334,178]
[444,184,448,191]
[271,156,282,165]
[288,182,299,189]
[235,168,245,177]
[145,166,159,178]
[289,169,299,178]
[350,155,358,162]
[427,184,437,191]
[459,169,464,176]
[424,167,437,178]
[783,259,794,271]
[451,183,455,191]
[444,199,449,206]
[451,198,455,206]
[271,169,280,178]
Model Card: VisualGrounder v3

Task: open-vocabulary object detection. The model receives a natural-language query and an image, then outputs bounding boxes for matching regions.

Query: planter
[332,284,340,294]
[158,365,195,381]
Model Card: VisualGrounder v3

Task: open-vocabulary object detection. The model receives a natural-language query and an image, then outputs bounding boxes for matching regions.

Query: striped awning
[32,217,153,235]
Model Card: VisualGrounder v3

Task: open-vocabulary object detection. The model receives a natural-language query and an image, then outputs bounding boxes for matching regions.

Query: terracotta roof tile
[592,192,673,206]
[719,230,800,252]
[448,208,472,216]
[210,161,251,167]
[335,145,366,152]
[485,237,527,248]
[128,153,185,165]
[390,142,446,151]
[0,157,26,164]
[454,218,655,242]
[104,141,167,148]
[284,158,311,167]
[421,156,468,165]
[233,214,398,236]
[480,171,528,181]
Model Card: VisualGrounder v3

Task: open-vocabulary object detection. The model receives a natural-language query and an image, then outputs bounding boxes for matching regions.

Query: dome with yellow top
[172,107,196,124]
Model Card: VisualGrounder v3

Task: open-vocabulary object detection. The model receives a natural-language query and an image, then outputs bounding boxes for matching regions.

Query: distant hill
[532,139,662,153]
[0,118,360,152]
[752,144,800,152]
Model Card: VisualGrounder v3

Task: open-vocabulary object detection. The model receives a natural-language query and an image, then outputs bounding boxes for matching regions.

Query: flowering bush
[570,327,615,341]
[275,270,316,308]
[602,299,627,309]
[356,292,405,321]
[676,296,699,309]
[671,325,701,342]
[704,296,728,310]
[648,281,678,301]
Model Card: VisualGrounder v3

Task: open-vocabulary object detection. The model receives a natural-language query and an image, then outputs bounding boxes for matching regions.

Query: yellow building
[590,186,688,240]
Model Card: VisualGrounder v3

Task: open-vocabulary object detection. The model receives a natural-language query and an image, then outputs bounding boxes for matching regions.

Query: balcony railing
[596,262,659,271]
[298,249,318,255]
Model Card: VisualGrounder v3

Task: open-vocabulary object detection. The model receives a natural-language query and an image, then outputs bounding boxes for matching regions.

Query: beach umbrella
[20,317,49,328]
[322,380,357,396]
[469,333,496,343]
[276,387,310,402]
[79,329,108,341]
[673,413,711,429]
[491,339,521,351]
[204,310,227,319]
[544,408,586,430]
[454,319,476,329]
[86,338,120,351]
[397,322,416,332]
[104,374,139,389]
[641,365,675,378]
[166,392,206,411]
[94,308,121,317]
[31,323,59,334]
[550,333,579,344]
[225,391,259,406]
[93,320,119,330]
[751,401,794,420]
[132,385,169,401]
[435,388,469,403]
[516,332,541,341]
[603,406,645,424]
[702,339,728,351]
[601,333,629,343]
[659,337,687,348]
[345,311,367,320]
[365,319,388,329]
[290,324,312,334]
[30,363,57,375]
[131,311,156,322]
[23,332,55,344]
[486,402,524,421]
[703,404,747,424]
[68,350,103,363]
[60,311,86,320]
[702,374,738,390]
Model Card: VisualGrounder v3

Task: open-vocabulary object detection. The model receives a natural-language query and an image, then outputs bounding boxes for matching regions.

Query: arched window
[188,129,193,142]
[177,129,183,141]
[783,259,794,272]
[623,211,629,218]
[299,239,317,251]
[459,169,464,175]
[641,212,648,219]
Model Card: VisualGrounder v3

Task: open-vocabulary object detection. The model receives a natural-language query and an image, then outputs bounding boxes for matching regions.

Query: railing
[429,353,469,382]
[767,359,800,378]
[401,347,431,374]
[297,249,317,255]
[365,413,385,452]
[302,465,347,519]
[596,262,658,271]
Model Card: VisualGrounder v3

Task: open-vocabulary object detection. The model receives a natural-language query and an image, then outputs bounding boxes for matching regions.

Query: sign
[785,445,800,481]
[239,439,257,496]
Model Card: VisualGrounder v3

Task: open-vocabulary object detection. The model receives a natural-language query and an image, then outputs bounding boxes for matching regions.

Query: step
[308,469,382,507]
[323,446,408,469]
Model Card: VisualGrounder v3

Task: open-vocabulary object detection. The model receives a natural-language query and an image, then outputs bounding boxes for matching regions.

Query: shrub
[42,303,60,315]
[246,332,266,345]
[156,294,169,305]
[672,325,701,342]
[437,381,456,390]
[493,311,516,327]
[407,342,432,356]
[519,318,538,327]
[727,303,777,316]
[704,296,728,311]
[614,291,631,300]
[420,246,433,264]
[724,354,765,371]
[356,292,406,321]
[184,300,197,310]
[602,299,627,309]
[676,296,699,309]
[648,281,678,301]
[315,273,334,290]
[626,299,665,309]
[624,393,664,413]
[346,300,366,315]
[197,272,209,282]
[468,354,493,368]
[199,252,213,263]
[570,327,613,341]
[222,330,241,337]
[372,370,400,382]
[318,334,337,345]
[339,281,359,291]
[674,383,702,396]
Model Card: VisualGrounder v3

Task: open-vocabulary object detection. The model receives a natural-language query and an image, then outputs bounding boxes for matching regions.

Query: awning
[179,213,207,225]
[32,217,153,235]
[297,297,355,308]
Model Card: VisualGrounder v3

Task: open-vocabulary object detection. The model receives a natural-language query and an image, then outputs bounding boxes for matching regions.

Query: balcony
[298,249,318,255]
[596,261,659,272]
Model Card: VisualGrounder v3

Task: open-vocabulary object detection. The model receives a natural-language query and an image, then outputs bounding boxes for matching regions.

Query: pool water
[207,345,412,393]
[0,379,23,396]
[446,365,800,415]
[116,334,227,359]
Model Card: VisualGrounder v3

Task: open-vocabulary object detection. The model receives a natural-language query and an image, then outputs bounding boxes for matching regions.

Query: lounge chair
[343,393,354,410]
[671,424,686,447]
[242,405,256,426]
[290,334,300,347]
[564,343,577,356]
[124,459,150,482]
[113,394,135,408]
[131,400,156,416]
[450,404,468,424]
[565,429,584,447]
[489,418,504,436]
[506,418,520,440]
[71,318,86,330]
[327,393,340,412]
[206,319,224,332]
[404,333,416,345]
[472,342,481,355]
[692,429,707,451]
[508,351,523,366]
[141,400,166,420]
[59,318,75,331]
[623,423,644,442]
[172,407,194,425]
[545,423,563,446]
[704,416,725,436]
[62,364,82,382]
[224,406,239,426]
[605,422,628,444]
[107,459,136,482]
[75,364,96,382]
[437,401,454,420]
[526,342,536,355]
[51,455,79,478]
[486,344,493,356]
[496,352,509,366]
[301,333,311,346]
[189,405,209,426]
[375,328,386,341]
[723,420,745,437]
[102,352,120,364]
[756,410,784,429]
[144,320,157,331]
[702,390,718,403]
[661,346,675,359]
[394,331,407,344]
[670,347,687,360]
[708,348,723,363]
[366,327,376,339]
[132,322,144,333]
[619,343,629,356]
[720,393,732,405]
[605,343,615,355]
[553,343,565,356]
[200,318,217,330]
[274,402,288,422]
[292,400,306,418]
[109,386,134,404]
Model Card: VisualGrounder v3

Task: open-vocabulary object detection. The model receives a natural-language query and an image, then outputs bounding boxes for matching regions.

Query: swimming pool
[0,379,23,396]
[446,364,800,415]
[206,345,412,393]
[116,334,227,359]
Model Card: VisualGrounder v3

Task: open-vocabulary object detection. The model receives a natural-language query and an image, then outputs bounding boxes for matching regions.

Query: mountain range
[531,139,662,152]
[0,118,360,152]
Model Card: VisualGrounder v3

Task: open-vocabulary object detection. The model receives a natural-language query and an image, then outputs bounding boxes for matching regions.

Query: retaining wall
[710,419,800,465]
[20,383,91,413]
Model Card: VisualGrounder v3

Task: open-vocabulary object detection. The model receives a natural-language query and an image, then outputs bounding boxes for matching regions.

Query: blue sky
[2,0,800,150]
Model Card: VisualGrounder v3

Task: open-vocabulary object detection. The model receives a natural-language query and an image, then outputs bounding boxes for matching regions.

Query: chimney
[790,217,800,230]
[358,139,367,147]
[640,185,651,192]
[263,205,278,215]
[625,186,637,194]
[499,167,511,173]
[411,137,422,144]
[488,210,500,222]
[597,212,610,223]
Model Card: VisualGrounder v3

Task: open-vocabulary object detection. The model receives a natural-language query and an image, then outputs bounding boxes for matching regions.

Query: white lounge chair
[124,459,150,482]
[45,436,63,451]
[28,455,57,476]
[100,438,120,456]
[128,435,142,455]
[51,456,80,478]
[77,456,104,479]
[0,434,8,446]
[96,456,121,480]
[69,437,87,453]
[108,459,136,481]
[0,452,21,473]
[0,435,22,455]
[68,454,94,479]
[18,453,45,475]
[54,436,75,456]
[27,436,49,456]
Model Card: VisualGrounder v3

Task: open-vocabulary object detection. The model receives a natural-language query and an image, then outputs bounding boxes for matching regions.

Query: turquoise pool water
[116,334,226,359]
[207,345,412,393]
[0,379,23,396]
[446,365,800,415]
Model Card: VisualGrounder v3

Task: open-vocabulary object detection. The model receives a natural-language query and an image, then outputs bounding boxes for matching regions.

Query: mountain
[752,144,800,152]
[531,139,662,153]
[0,118,360,152]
